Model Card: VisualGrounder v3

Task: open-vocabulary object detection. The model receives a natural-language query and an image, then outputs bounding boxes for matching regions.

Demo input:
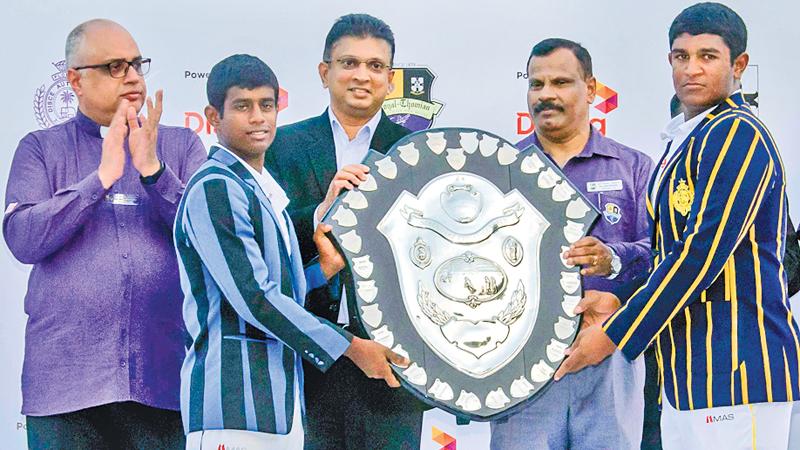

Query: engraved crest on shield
[324,127,599,420]
[377,172,549,379]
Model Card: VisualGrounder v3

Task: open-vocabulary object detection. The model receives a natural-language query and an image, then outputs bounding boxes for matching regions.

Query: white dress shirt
[652,103,718,201]
[326,108,383,324]
[330,107,382,169]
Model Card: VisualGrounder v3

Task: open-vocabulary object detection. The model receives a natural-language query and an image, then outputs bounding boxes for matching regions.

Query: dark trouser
[641,346,662,450]
[303,356,424,450]
[27,401,184,450]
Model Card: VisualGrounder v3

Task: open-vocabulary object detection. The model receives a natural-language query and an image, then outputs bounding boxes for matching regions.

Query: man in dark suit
[265,13,424,450]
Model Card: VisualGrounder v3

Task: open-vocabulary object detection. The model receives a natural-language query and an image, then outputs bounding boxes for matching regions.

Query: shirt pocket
[592,191,630,229]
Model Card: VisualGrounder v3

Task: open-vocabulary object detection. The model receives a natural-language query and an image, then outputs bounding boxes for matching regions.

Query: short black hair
[528,38,593,79]
[323,14,395,65]
[669,2,747,62]
[206,54,279,116]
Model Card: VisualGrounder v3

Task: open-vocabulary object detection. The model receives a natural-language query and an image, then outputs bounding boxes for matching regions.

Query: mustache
[533,101,564,114]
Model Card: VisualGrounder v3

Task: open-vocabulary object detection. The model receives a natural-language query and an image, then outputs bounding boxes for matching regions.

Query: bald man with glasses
[4,19,206,449]
[72,56,152,79]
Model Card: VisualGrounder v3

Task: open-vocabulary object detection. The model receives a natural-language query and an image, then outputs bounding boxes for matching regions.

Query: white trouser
[661,388,800,450]
[186,381,303,450]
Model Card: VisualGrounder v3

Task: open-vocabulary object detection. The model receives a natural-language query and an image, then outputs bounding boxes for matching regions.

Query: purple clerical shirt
[517,127,654,292]
[3,110,207,416]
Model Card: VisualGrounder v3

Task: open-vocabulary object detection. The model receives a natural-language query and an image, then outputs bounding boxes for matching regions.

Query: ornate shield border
[324,127,599,421]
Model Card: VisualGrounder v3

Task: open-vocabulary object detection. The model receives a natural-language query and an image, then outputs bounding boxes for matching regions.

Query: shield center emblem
[378,172,549,378]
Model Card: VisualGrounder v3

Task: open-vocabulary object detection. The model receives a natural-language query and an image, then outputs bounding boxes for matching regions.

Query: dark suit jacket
[265,110,410,324]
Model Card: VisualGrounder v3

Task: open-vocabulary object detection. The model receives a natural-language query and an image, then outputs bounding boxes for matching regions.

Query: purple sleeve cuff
[606,240,652,283]
[141,164,183,224]
[79,170,109,206]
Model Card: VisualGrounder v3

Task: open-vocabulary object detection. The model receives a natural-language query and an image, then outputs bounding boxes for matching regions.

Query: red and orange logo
[432,426,456,450]
[594,81,618,114]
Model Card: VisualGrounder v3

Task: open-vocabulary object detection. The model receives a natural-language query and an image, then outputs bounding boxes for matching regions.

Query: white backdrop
[2,1,799,448]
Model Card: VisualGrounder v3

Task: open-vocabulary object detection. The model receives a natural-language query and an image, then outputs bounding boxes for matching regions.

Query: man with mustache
[490,38,653,450]
[4,19,207,449]
[265,13,425,450]
[556,3,800,448]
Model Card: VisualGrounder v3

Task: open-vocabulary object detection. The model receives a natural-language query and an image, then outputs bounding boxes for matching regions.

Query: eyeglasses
[72,58,151,79]
[325,57,391,74]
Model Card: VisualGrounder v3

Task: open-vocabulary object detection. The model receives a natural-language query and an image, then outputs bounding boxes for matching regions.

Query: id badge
[586,179,623,192]
[105,193,140,206]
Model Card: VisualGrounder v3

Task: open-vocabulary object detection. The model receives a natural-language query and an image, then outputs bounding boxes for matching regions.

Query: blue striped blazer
[604,92,800,410]
[174,146,352,433]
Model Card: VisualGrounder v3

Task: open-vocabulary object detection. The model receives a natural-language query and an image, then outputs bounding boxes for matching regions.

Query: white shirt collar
[328,107,382,145]
[660,89,741,142]
[215,144,290,215]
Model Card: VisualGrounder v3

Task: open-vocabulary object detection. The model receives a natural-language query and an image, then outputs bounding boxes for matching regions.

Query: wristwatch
[140,161,165,185]
[607,247,622,279]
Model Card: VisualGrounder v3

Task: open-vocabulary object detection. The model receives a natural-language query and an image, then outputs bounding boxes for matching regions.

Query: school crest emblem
[672,179,693,216]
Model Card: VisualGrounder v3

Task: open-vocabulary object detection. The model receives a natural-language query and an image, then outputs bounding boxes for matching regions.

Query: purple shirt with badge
[517,127,653,292]
[3,110,207,416]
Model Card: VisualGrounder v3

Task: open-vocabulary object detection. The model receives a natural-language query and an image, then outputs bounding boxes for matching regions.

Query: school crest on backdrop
[324,128,599,420]
[33,60,77,129]
[382,67,444,131]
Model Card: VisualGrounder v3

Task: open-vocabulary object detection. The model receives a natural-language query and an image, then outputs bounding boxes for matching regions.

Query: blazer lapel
[210,146,283,240]
[649,93,742,244]
[371,112,407,153]
[284,211,305,294]
[652,139,690,212]
[305,110,405,190]
[303,111,338,194]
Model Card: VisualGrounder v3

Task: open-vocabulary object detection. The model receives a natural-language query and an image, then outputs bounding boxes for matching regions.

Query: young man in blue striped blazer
[174,54,407,450]
[556,3,800,448]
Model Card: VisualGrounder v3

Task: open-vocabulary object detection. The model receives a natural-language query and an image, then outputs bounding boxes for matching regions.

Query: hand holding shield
[314,223,345,280]
[316,164,370,222]
[344,337,410,388]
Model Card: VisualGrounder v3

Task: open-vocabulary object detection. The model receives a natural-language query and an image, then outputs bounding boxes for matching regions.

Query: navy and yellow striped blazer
[174,146,352,434]
[604,92,800,410]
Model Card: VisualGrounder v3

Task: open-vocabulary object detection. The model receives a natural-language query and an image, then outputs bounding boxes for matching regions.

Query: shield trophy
[323,128,599,421]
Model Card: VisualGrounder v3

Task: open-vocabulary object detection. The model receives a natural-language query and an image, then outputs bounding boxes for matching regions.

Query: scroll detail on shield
[323,127,599,421]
